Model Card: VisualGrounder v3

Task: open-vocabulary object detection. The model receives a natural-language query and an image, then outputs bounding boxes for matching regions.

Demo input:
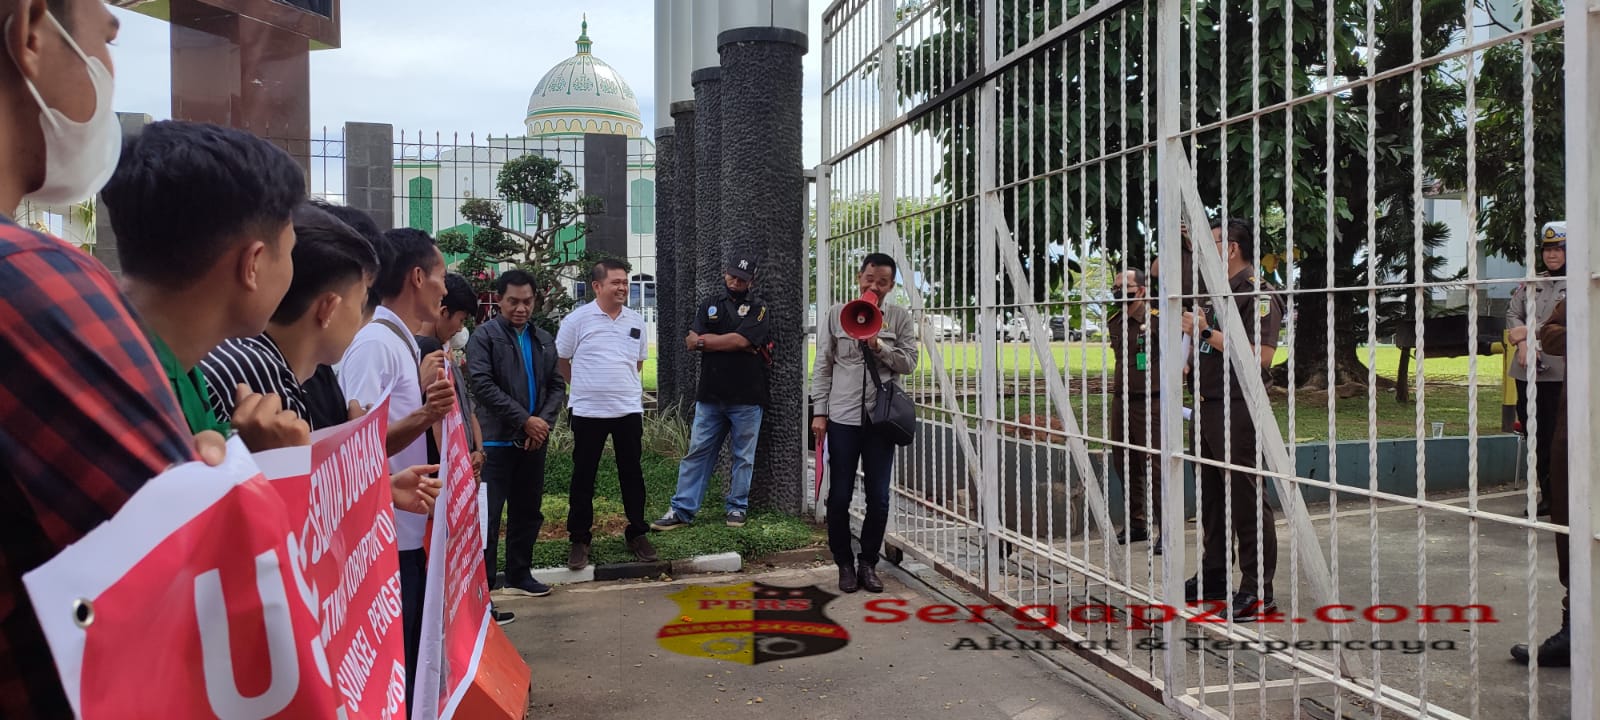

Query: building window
[629,178,655,234]
[408,177,433,232]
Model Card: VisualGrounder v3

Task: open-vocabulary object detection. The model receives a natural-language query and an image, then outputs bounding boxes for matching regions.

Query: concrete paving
[494,564,1160,720]
[887,486,1579,719]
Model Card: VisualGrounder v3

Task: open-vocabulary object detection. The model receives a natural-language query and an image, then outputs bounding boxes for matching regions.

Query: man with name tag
[557,258,657,569]
[1106,268,1165,554]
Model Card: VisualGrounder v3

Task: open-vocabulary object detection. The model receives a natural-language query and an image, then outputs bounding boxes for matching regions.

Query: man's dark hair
[589,258,630,283]
[271,203,379,324]
[374,228,441,301]
[441,273,477,315]
[103,120,306,289]
[496,269,536,295]
[860,252,898,276]
[1209,217,1258,258]
[311,201,387,314]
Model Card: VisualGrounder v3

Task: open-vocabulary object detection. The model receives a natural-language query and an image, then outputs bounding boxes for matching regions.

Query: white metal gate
[814,0,1600,717]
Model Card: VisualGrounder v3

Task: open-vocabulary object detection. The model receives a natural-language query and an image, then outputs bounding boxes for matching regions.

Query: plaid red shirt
[0,217,194,718]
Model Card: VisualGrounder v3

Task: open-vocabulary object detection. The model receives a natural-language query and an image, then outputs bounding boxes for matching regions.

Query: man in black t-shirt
[652,255,772,530]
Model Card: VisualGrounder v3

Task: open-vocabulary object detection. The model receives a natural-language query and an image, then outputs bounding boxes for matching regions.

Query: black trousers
[568,413,648,544]
[1548,391,1571,613]
[484,445,547,584]
[1197,400,1278,599]
[1110,394,1164,531]
[826,421,896,568]
[1514,379,1564,505]
[398,547,427,718]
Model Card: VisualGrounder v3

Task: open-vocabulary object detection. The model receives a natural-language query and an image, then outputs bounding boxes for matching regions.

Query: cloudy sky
[107,1,826,166]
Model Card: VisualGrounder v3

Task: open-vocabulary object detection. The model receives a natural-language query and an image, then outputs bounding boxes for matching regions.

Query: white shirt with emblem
[338,305,429,551]
[556,300,650,419]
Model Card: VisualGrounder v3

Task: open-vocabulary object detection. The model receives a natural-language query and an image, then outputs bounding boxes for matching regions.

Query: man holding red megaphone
[810,253,919,594]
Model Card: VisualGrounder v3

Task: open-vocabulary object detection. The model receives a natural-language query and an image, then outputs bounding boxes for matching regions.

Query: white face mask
[8,12,122,206]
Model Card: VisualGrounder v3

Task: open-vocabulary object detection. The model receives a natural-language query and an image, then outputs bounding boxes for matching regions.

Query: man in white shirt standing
[337,228,455,710]
[557,258,656,569]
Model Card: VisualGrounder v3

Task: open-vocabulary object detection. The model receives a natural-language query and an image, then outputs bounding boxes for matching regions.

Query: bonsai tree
[436,153,606,332]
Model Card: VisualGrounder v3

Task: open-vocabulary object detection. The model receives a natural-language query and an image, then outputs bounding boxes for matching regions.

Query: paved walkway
[495,563,1158,720]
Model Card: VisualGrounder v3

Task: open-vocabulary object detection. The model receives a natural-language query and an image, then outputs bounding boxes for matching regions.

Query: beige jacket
[810,302,920,426]
[1507,273,1566,382]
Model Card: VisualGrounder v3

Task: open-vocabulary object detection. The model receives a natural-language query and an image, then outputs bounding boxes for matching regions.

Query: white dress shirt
[339,305,429,551]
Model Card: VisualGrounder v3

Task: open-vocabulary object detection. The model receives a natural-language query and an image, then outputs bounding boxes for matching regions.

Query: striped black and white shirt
[199,334,309,424]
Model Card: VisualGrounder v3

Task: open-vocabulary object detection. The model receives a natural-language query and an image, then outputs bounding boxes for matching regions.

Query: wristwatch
[696,339,706,351]
[1199,327,1213,341]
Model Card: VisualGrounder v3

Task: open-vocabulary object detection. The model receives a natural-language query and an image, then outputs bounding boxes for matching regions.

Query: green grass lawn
[966,384,1507,444]
[644,341,1503,386]
[493,421,823,570]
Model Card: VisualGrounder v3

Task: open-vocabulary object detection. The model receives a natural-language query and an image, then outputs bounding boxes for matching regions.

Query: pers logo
[657,582,850,664]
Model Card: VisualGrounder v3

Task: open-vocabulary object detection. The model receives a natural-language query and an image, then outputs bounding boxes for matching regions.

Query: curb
[523,551,745,586]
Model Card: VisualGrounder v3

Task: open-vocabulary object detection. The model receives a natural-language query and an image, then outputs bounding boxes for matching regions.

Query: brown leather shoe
[567,542,590,571]
[628,534,659,562]
[857,563,884,593]
[837,566,859,593]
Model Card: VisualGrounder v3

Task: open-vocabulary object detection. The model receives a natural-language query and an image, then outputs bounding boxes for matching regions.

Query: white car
[924,314,964,340]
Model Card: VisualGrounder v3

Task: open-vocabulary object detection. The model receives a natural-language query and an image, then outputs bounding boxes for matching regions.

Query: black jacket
[466,315,567,444]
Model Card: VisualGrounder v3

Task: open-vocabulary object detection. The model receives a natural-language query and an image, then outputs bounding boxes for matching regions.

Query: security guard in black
[691,258,772,406]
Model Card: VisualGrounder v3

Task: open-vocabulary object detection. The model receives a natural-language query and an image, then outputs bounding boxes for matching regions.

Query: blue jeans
[669,402,764,521]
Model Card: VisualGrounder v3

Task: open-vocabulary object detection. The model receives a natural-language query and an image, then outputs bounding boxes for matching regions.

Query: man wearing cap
[1506,221,1567,517]
[652,255,772,530]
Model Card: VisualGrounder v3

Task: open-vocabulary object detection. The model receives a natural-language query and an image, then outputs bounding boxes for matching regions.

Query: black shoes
[857,563,884,593]
[1184,575,1230,603]
[502,576,552,598]
[1116,526,1150,545]
[1229,591,1276,623]
[1512,622,1571,667]
[838,566,859,593]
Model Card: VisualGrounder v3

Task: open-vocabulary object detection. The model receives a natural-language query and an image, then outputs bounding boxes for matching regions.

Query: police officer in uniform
[1107,268,1164,552]
[653,255,771,530]
[1512,294,1573,666]
[1181,218,1286,622]
[1506,221,1567,517]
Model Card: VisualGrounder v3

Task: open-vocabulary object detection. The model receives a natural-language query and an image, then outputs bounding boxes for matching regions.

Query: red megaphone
[840,290,884,340]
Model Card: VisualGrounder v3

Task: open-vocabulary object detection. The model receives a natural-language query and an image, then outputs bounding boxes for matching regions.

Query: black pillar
[671,101,699,415]
[693,68,725,301]
[719,27,808,514]
[581,133,629,262]
[342,121,394,230]
[654,130,680,411]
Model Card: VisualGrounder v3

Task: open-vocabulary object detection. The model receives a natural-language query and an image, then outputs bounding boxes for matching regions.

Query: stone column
[718,0,809,513]
[692,0,725,300]
[670,102,698,415]
[652,0,683,413]
[342,122,395,230]
[654,130,680,410]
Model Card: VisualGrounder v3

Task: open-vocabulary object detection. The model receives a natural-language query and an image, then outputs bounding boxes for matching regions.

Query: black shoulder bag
[860,340,917,446]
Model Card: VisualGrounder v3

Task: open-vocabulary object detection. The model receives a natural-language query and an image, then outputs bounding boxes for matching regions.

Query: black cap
[727,255,758,281]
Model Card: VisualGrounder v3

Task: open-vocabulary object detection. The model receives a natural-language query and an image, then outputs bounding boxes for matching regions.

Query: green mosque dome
[525,17,643,138]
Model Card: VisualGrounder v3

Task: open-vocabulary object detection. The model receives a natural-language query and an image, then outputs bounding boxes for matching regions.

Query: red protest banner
[437,403,492,715]
[415,394,492,719]
[262,400,407,719]
[24,437,343,719]
[24,401,407,720]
